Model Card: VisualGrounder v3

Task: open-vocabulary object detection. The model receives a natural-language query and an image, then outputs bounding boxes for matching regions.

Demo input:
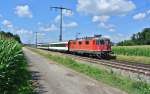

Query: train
[37,35,112,59]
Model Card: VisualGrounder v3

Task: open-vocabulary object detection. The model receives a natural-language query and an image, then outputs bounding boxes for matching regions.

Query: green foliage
[0,31,21,43]
[30,48,150,94]
[112,45,150,57]
[0,40,33,94]
[117,40,135,46]
[117,28,150,46]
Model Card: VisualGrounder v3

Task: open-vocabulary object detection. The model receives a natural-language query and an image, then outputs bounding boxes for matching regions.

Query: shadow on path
[30,70,48,94]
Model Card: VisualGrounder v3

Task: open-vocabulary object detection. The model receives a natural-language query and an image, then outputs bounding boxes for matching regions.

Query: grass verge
[28,47,150,94]
[115,55,150,64]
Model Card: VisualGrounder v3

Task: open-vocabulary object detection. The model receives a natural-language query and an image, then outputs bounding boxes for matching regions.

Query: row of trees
[0,31,21,43]
[117,28,150,46]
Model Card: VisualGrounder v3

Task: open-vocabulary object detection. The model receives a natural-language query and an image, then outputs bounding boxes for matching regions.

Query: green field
[0,40,33,94]
[112,45,150,64]
[112,45,150,57]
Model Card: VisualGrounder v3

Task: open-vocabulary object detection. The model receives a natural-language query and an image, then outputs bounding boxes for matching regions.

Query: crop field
[0,39,33,94]
[112,45,150,57]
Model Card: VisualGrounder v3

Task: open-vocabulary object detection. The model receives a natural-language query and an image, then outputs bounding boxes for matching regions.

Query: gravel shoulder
[23,47,127,94]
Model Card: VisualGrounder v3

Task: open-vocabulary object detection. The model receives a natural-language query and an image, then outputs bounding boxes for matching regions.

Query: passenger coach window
[51,43,66,47]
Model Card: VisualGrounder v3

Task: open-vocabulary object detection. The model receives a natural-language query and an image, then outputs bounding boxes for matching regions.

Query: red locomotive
[37,35,112,58]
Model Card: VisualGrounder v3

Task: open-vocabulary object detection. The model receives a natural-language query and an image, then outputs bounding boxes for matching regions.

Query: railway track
[61,53,150,76]
[37,48,150,76]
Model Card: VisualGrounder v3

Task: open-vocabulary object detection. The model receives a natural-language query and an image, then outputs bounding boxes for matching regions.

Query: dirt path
[23,48,127,94]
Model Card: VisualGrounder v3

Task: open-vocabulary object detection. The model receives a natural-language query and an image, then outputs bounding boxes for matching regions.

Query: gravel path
[23,48,127,94]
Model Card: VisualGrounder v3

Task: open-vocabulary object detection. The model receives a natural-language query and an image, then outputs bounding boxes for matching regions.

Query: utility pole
[50,6,72,41]
[35,32,37,48]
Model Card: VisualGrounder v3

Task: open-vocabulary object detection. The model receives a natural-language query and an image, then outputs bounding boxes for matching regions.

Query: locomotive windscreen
[96,39,104,45]
[96,39,110,45]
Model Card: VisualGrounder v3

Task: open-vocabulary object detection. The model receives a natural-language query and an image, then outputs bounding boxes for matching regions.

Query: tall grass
[112,45,150,57]
[29,48,150,94]
[0,40,33,94]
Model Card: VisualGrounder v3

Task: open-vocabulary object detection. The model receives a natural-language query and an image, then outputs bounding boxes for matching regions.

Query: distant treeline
[0,31,21,43]
[117,28,150,46]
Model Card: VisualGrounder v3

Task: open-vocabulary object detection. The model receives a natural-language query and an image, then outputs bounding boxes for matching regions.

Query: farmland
[0,35,33,93]
[112,46,150,64]
[112,45,150,57]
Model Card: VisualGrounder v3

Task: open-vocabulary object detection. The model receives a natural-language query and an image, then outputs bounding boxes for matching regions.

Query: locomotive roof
[74,36,110,41]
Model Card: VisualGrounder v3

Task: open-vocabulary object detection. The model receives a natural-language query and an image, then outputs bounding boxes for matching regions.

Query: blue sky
[0,0,150,43]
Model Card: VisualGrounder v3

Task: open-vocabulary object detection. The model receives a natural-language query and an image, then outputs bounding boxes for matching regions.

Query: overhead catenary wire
[50,6,72,42]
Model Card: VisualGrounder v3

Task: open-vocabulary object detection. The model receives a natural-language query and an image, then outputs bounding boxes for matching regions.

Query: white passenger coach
[49,41,69,51]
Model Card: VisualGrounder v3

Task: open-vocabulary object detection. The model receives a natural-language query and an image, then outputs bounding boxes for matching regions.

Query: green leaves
[0,40,33,94]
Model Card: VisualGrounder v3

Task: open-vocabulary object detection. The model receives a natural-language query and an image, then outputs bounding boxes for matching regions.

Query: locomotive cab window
[100,40,104,44]
[79,41,82,45]
[85,41,89,45]
[105,39,110,44]
[96,39,104,45]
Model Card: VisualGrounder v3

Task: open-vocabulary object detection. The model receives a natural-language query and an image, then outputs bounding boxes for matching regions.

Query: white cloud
[133,9,150,21]
[53,15,78,29]
[62,10,73,17]
[103,35,111,38]
[98,22,115,32]
[92,15,110,22]
[54,12,73,23]
[54,15,61,23]
[16,28,33,35]
[2,20,13,28]
[111,34,130,42]
[109,28,115,32]
[39,24,58,32]
[104,34,130,42]
[77,0,136,31]
[15,5,33,18]
[147,9,150,14]
[37,33,46,36]
[63,22,78,28]
[133,12,146,20]
[77,0,136,16]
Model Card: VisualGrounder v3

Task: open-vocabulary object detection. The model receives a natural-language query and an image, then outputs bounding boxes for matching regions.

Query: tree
[117,28,150,46]
[0,31,22,43]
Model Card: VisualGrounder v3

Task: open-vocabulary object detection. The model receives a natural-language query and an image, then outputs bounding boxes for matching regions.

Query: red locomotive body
[37,35,112,58]
[69,35,111,58]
